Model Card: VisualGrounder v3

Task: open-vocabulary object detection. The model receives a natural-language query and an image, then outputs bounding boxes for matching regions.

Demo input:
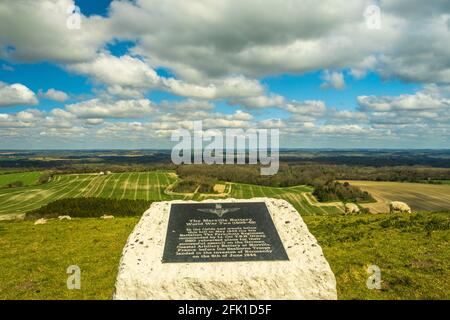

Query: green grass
[0,217,139,299]
[228,183,343,215]
[0,212,448,299]
[0,171,42,188]
[304,212,450,299]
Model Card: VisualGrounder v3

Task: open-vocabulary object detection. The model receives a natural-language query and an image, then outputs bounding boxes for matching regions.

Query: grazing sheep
[34,218,47,225]
[389,201,412,213]
[345,203,360,214]
[101,215,114,219]
[58,215,71,220]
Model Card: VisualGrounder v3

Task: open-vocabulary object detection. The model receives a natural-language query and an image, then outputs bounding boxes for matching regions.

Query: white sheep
[344,203,360,214]
[389,201,412,213]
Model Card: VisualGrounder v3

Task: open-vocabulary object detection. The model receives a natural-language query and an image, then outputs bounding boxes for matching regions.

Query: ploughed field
[343,180,450,213]
[0,171,343,218]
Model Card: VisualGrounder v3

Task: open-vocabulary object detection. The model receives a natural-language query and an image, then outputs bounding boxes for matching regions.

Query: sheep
[389,201,412,214]
[34,218,47,225]
[58,215,71,220]
[344,203,360,214]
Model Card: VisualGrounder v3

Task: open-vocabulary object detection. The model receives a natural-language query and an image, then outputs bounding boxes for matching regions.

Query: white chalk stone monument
[113,198,337,299]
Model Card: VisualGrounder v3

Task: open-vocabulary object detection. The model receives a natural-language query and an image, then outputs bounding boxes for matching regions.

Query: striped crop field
[0,171,178,217]
[0,171,42,188]
[0,171,344,218]
[228,183,344,215]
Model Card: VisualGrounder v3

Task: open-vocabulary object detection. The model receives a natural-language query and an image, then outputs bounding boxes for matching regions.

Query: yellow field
[343,180,450,213]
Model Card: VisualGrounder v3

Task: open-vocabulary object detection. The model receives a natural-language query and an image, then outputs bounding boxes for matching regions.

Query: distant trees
[172,175,217,193]
[176,164,337,187]
[38,172,52,184]
[176,164,376,203]
[313,181,374,203]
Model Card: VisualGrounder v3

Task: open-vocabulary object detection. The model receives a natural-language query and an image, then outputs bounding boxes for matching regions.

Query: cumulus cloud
[161,76,265,100]
[229,94,285,109]
[161,99,215,111]
[284,100,327,116]
[39,89,69,102]
[109,0,373,79]
[68,52,268,101]
[2,0,449,85]
[0,82,38,107]
[320,70,346,90]
[1,0,450,148]
[0,0,110,63]
[66,98,155,119]
[68,53,160,96]
[357,89,450,112]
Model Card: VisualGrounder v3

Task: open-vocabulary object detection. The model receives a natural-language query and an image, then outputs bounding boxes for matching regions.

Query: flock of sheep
[344,201,412,215]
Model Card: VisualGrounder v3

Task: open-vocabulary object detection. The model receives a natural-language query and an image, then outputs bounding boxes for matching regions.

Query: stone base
[113,198,337,300]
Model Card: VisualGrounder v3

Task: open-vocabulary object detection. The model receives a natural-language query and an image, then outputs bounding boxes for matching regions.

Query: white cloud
[1,0,449,86]
[357,90,450,112]
[229,94,285,108]
[284,100,327,116]
[161,99,214,111]
[68,52,268,101]
[161,76,265,100]
[39,89,69,102]
[68,53,160,93]
[66,98,155,119]
[320,70,346,90]
[0,82,38,107]
[0,0,110,63]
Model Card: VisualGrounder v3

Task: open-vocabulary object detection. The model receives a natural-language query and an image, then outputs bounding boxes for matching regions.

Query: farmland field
[0,171,178,218]
[0,171,42,188]
[343,180,450,213]
[0,171,344,218]
[227,183,344,215]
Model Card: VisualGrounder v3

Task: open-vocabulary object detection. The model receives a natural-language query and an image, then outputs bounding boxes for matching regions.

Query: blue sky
[0,1,449,149]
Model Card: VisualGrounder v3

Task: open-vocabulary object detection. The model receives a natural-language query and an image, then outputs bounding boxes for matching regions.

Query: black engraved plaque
[162,202,289,263]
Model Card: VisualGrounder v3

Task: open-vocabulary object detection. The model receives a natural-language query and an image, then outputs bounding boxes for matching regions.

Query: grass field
[227,183,344,215]
[343,180,450,213]
[1,212,448,299]
[0,171,178,218]
[304,212,450,299]
[0,171,42,188]
[0,171,343,218]
[0,217,139,299]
